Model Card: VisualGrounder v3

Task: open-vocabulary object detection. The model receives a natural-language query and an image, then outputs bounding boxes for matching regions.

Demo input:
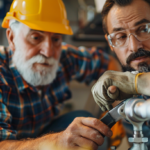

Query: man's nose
[40,40,54,58]
[128,33,143,53]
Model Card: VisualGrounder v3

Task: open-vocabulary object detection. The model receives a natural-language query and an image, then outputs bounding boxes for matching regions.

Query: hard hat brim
[23,20,73,35]
[2,17,73,35]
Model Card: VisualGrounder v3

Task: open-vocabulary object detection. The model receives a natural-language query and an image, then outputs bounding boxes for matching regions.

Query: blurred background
[0,0,129,149]
[0,0,108,49]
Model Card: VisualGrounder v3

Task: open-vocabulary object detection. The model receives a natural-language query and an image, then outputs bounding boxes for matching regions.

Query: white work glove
[91,70,137,111]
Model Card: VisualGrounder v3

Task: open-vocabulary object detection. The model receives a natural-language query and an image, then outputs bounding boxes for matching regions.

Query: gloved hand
[91,70,137,111]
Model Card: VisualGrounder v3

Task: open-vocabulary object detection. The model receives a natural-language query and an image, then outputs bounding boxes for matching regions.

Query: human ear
[105,34,114,52]
[6,28,15,51]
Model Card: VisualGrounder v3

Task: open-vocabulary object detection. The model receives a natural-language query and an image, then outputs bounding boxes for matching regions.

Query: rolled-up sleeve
[61,43,110,84]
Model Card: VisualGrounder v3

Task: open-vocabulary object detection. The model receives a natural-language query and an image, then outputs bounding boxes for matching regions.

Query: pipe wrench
[100,100,126,131]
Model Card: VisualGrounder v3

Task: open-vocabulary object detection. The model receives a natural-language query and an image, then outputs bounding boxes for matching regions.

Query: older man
[0,0,122,149]
[92,0,150,149]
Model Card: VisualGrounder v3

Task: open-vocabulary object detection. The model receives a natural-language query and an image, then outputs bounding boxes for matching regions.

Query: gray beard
[12,48,59,86]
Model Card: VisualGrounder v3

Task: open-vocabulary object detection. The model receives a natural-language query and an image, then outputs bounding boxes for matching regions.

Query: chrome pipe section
[134,99,150,119]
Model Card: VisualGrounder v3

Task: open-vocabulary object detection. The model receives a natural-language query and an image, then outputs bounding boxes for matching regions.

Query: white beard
[12,48,59,86]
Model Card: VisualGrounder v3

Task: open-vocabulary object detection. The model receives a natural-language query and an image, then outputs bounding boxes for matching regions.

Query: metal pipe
[134,100,150,119]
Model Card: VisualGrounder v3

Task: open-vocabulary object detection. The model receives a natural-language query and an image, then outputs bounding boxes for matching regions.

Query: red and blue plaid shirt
[0,43,109,140]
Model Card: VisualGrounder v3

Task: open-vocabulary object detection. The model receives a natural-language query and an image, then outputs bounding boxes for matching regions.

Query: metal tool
[100,100,125,129]
[100,97,150,150]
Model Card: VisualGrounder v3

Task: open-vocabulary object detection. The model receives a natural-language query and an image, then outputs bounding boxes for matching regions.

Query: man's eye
[138,26,147,32]
[31,34,41,40]
[141,28,149,33]
[32,36,40,40]
[138,25,150,33]
[116,34,127,40]
[52,38,60,42]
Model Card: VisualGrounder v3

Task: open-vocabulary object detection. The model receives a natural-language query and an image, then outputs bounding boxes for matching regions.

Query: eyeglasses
[107,23,150,48]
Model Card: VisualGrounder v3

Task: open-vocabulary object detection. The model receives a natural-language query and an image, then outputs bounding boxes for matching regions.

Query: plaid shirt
[0,43,109,140]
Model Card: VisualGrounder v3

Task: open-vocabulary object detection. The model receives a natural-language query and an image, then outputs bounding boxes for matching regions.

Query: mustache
[122,62,150,73]
[25,54,58,67]
[126,48,150,65]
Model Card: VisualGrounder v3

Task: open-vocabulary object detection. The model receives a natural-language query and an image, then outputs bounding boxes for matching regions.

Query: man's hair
[9,20,21,36]
[102,0,150,34]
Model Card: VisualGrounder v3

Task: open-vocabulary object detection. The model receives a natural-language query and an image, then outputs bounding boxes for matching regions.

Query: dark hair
[102,0,150,34]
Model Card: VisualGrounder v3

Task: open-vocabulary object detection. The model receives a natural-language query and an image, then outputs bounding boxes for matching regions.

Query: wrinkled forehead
[19,24,43,34]
[106,0,150,34]
[18,23,62,36]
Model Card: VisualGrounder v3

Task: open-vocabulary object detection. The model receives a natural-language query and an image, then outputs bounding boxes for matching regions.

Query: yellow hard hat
[2,0,73,35]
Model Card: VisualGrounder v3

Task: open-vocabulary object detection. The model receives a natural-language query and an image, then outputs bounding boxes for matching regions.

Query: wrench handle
[100,112,116,137]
